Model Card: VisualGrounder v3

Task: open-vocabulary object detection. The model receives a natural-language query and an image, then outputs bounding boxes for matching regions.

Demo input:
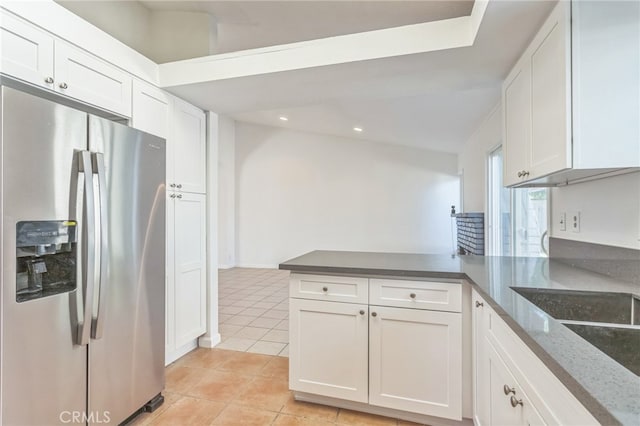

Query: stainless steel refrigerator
[0,85,166,425]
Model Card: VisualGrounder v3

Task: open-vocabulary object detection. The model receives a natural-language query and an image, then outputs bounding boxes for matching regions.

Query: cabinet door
[503,61,531,187]
[289,298,368,403]
[0,11,54,89]
[173,192,207,347]
[54,40,132,117]
[369,306,462,420]
[472,291,490,426]
[132,80,171,139]
[486,340,535,426]
[530,3,571,178]
[172,97,206,194]
[165,190,176,364]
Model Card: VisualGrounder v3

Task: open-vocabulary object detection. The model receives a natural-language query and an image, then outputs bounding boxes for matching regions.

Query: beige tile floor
[130,348,425,426]
[217,268,291,356]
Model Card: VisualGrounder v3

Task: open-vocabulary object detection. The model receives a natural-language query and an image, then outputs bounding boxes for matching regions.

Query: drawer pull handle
[322,286,328,292]
[475,301,484,308]
[59,82,68,89]
[510,396,523,407]
[410,293,416,299]
[177,184,183,189]
[503,385,515,395]
[359,310,365,315]
[170,183,176,188]
[371,312,377,317]
[176,194,182,199]
[169,194,176,199]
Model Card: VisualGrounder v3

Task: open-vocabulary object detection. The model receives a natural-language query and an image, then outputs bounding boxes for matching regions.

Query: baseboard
[218,264,235,269]
[198,333,221,348]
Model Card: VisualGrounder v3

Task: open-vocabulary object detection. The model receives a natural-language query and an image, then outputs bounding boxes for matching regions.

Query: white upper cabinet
[54,41,132,117]
[0,10,132,117]
[529,7,571,178]
[170,97,206,194]
[131,80,171,139]
[503,1,639,187]
[0,10,54,89]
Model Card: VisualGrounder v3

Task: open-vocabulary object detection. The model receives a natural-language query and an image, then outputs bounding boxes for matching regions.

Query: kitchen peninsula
[280,250,640,426]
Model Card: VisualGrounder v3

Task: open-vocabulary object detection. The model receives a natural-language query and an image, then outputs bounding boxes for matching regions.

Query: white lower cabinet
[471,289,597,426]
[289,274,463,421]
[486,340,545,426]
[289,298,368,403]
[369,306,462,420]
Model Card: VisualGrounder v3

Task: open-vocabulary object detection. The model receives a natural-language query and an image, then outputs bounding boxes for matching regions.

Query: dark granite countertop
[279,250,640,426]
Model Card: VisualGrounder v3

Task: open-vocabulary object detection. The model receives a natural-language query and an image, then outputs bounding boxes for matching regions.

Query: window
[487,146,549,257]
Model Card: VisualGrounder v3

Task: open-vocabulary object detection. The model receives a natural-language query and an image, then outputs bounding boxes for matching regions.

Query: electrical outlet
[559,212,566,231]
[570,211,581,233]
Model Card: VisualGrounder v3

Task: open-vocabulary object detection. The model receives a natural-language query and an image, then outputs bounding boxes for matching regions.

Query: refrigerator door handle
[91,152,109,339]
[77,151,96,346]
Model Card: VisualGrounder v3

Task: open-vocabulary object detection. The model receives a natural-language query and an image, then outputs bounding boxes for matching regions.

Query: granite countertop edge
[279,252,638,426]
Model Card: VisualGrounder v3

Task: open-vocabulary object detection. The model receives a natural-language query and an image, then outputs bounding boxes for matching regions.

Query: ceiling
[141,1,475,54]
[58,0,556,154]
[161,1,556,153]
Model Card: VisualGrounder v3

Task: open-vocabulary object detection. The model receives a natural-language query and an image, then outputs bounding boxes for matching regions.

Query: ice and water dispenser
[16,221,77,302]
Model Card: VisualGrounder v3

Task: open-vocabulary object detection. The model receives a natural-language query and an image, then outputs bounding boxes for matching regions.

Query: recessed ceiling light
[353,127,363,132]
[279,116,289,121]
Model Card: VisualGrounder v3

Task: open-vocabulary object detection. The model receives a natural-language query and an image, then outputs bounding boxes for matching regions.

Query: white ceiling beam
[159,1,491,89]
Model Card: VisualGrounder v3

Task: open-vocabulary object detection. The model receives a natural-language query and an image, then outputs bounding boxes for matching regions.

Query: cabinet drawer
[370,279,462,312]
[290,274,368,304]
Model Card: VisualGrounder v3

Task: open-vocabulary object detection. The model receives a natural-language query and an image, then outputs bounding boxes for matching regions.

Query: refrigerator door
[0,87,88,424]
[87,116,166,424]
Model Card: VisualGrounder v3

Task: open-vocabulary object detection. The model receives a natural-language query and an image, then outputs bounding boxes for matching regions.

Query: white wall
[217,116,236,268]
[550,172,640,250]
[458,104,502,212]
[234,122,460,267]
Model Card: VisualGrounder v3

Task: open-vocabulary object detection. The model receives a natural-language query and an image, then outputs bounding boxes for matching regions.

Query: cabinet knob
[169,194,176,198]
[475,301,484,308]
[176,194,183,199]
[503,384,516,395]
[522,170,529,177]
[359,310,365,315]
[510,396,523,408]
[371,312,377,317]
[170,183,176,188]
[59,82,68,89]
[410,293,416,299]
[517,171,523,177]
[322,286,328,292]
[44,77,54,84]
[176,184,182,189]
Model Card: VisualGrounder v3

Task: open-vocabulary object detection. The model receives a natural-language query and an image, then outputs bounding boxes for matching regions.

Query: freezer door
[0,87,88,425]
[87,116,166,424]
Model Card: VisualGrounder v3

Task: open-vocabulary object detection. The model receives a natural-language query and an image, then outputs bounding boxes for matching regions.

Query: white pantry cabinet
[170,96,207,194]
[0,10,132,117]
[471,289,598,426]
[289,274,463,421]
[503,1,640,187]
[166,192,207,362]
